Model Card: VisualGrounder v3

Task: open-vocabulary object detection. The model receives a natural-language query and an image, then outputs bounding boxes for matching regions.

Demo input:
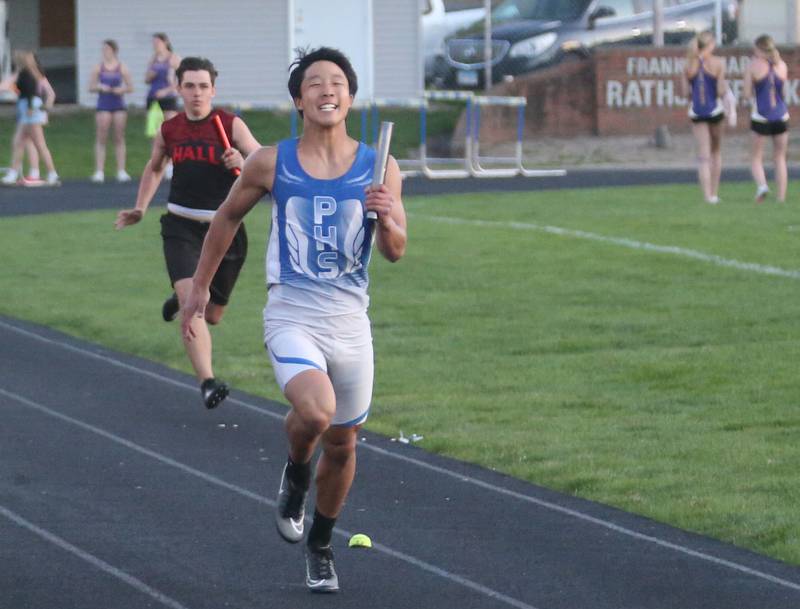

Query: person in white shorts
[265,318,374,427]
[181,46,407,593]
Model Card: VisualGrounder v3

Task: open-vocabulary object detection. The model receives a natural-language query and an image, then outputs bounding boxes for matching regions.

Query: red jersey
[161,108,237,211]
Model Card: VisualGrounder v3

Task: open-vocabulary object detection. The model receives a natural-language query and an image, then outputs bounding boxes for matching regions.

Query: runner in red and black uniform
[115,56,261,409]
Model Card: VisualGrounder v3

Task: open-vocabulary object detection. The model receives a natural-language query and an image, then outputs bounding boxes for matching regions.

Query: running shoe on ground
[116,170,131,182]
[200,378,229,409]
[755,184,770,203]
[305,545,339,593]
[46,172,61,186]
[162,293,180,322]
[275,464,308,543]
[1,170,19,185]
[90,170,104,183]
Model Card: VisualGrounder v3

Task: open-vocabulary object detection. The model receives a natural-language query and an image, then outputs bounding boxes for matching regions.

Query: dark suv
[442,0,737,88]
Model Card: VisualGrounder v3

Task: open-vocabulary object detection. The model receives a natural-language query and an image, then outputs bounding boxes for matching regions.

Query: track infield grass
[1,181,799,565]
[0,106,461,180]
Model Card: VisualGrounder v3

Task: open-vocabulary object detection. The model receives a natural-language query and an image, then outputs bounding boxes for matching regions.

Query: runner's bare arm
[742,65,753,100]
[114,131,169,229]
[366,155,406,262]
[220,117,262,171]
[119,63,134,95]
[716,58,727,99]
[181,147,276,338]
[232,117,261,158]
[681,67,690,98]
[88,65,102,93]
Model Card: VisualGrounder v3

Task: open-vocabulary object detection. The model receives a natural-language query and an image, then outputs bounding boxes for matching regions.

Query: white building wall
[76,0,290,107]
[373,0,423,100]
[8,0,39,50]
[740,0,800,45]
[290,0,375,99]
[76,0,422,108]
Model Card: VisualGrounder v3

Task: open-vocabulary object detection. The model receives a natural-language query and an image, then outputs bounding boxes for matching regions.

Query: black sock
[307,509,337,550]
[285,455,311,491]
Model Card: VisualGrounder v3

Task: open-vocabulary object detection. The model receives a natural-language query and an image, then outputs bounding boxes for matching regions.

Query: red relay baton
[212,114,241,176]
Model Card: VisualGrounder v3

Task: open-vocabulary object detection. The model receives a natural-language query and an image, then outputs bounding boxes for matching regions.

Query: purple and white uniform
[96,64,125,112]
[146,57,177,106]
[688,60,723,121]
[752,62,789,124]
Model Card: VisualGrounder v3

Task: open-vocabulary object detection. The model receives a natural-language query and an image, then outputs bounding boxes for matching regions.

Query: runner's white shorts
[264,315,374,427]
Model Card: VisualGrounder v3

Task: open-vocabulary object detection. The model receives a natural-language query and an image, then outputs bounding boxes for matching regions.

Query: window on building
[39,0,75,47]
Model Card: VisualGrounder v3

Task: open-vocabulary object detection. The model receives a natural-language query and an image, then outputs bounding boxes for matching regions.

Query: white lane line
[0,387,540,609]
[0,504,193,609]
[409,213,800,280]
[3,319,800,593]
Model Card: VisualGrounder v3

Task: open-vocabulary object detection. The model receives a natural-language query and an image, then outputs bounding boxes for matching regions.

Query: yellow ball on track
[348,533,372,548]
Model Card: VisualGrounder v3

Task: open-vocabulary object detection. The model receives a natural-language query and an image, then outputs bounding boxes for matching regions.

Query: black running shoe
[275,464,308,543]
[200,378,229,409]
[162,293,180,322]
[305,545,339,593]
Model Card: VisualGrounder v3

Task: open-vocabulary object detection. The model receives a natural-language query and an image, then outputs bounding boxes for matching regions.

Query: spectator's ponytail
[755,34,780,64]
[687,31,714,62]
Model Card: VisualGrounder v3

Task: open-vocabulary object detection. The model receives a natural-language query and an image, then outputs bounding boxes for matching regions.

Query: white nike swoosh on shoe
[290,518,303,534]
[307,579,337,589]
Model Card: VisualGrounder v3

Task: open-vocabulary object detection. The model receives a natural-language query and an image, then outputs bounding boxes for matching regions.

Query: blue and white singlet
[265,137,377,326]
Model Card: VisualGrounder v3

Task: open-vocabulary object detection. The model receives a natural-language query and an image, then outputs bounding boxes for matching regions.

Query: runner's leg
[773,131,789,203]
[174,277,214,381]
[95,111,111,174]
[692,122,712,201]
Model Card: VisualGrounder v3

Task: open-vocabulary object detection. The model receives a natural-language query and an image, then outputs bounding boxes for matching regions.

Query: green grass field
[0,106,460,180]
[2,180,800,566]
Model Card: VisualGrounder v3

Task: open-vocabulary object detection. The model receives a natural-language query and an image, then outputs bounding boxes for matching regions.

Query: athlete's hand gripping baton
[212,114,241,177]
[368,121,394,221]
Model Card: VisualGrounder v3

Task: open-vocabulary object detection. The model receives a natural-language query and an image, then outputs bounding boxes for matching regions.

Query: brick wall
[452,60,596,146]
[455,45,800,142]
[595,46,800,135]
[509,59,597,137]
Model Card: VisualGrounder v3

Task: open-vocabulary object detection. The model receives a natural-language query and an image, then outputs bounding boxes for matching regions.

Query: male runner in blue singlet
[181,47,407,593]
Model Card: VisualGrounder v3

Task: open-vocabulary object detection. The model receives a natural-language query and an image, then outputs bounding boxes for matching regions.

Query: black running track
[3,165,800,217]
[2,317,799,609]
[2,177,800,608]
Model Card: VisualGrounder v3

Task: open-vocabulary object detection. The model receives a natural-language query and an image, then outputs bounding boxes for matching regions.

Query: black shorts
[751,120,789,136]
[147,96,179,113]
[160,213,247,306]
[691,113,725,125]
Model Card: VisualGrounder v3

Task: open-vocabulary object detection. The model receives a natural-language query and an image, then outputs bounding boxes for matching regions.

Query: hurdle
[469,95,525,178]
[240,95,565,181]
[366,98,426,178]
[469,95,567,179]
[420,90,475,179]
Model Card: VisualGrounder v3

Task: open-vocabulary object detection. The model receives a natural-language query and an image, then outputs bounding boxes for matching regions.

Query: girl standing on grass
[684,31,727,205]
[17,54,56,183]
[1,51,59,186]
[145,33,181,180]
[88,39,133,183]
[743,34,790,203]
